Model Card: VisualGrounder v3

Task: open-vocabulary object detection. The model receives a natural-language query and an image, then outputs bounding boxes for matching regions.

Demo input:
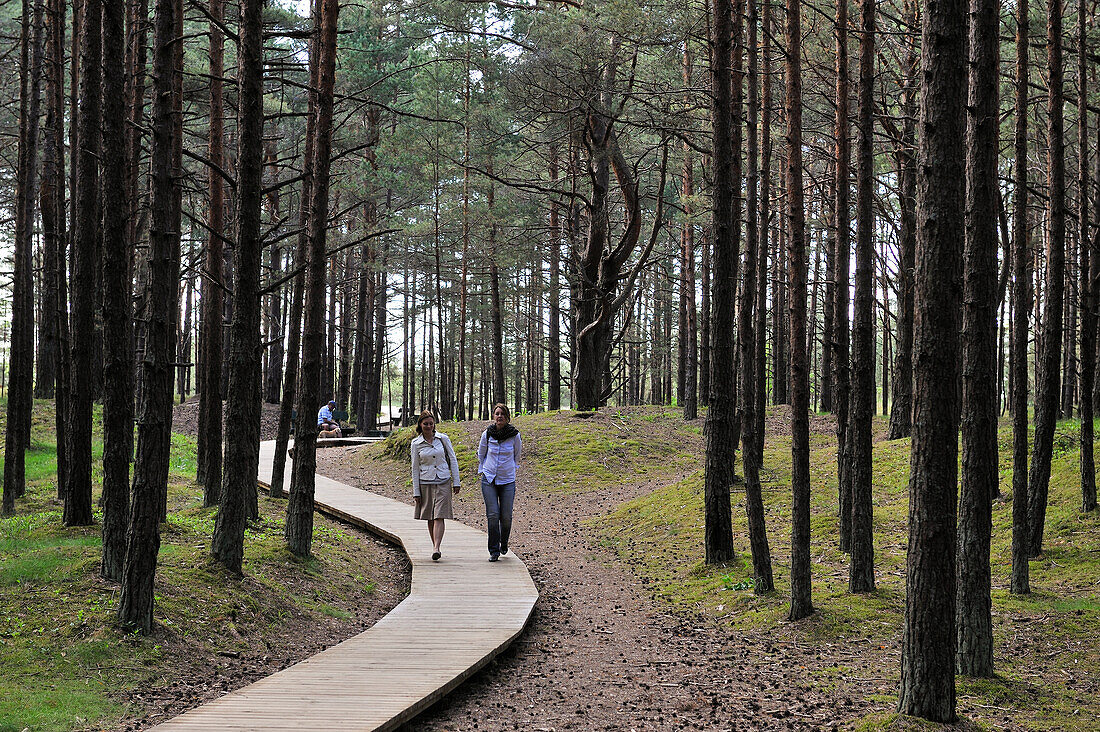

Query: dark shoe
[500,545,508,555]
[432,551,441,561]
[488,554,499,562]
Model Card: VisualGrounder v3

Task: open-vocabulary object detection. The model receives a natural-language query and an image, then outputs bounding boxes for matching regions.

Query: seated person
[317,400,342,438]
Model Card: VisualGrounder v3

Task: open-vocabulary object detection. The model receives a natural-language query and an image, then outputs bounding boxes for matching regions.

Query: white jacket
[411,432,460,497]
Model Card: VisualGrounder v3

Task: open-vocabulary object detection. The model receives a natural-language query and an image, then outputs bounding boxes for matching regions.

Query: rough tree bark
[740,0,773,593]
[833,0,853,552]
[956,0,999,677]
[681,42,698,422]
[897,0,966,717]
[1010,0,1031,595]
[704,0,737,565]
[1077,0,1097,514]
[786,0,813,621]
[118,0,181,633]
[63,0,101,527]
[2,0,43,515]
[213,0,266,574]
[887,0,918,440]
[848,0,876,594]
[287,0,340,558]
[1027,0,1067,557]
[197,0,225,503]
[271,0,321,499]
[100,0,133,581]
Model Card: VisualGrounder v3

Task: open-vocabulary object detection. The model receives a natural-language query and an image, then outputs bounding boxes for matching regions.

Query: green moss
[586,408,1100,730]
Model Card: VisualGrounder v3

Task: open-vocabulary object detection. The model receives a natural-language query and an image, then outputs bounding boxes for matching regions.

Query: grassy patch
[515,407,701,493]
[584,407,1100,730]
[1,400,405,731]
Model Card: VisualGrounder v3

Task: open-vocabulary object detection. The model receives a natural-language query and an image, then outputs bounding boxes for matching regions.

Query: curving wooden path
[150,440,539,731]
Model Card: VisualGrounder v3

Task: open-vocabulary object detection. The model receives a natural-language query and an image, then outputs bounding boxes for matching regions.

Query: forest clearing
[2,0,1100,727]
[1,404,1098,730]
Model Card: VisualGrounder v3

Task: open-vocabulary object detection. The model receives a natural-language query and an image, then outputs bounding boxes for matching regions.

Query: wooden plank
[151,440,538,732]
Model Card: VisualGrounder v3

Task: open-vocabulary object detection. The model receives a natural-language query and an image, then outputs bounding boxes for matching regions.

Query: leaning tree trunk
[100,0,133,581]
[704,0,737,565]
[1009,0,1031,596]
[212,0,266,574]
[786,0,813,621]
[848,0,876,594]
[63,0,101,527]
[287,0,340,558]
[1027,0,1067,558]
[117,0,181,634]
[956,0,999,677]
[897,0,966,718]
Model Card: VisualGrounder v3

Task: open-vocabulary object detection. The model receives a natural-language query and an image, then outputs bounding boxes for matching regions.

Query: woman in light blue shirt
[477,403,522,562]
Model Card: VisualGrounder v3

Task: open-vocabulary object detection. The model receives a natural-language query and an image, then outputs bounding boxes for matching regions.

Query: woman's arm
[411,441,422,497]
[513,433,522,464]
[443,435,461,488]
[477,430,488,472]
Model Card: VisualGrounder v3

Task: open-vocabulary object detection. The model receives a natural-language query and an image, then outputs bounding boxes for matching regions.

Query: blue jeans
[481,478,515,556]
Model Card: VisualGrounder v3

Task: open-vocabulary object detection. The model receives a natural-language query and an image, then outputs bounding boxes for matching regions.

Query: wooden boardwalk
[150,440,539,731]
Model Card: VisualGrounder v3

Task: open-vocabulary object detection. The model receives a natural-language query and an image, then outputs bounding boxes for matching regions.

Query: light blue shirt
[318,405,334,426]
[478,430,521,485]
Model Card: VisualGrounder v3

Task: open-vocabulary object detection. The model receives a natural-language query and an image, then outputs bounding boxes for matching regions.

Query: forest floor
[4,401,1097,731]
[316,406,1099,732]
[0,400,410,732]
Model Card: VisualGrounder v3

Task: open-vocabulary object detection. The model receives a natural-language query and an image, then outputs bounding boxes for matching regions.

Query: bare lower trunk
[898,0,966,717]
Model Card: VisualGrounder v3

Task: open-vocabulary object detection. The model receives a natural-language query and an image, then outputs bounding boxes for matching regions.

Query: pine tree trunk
[848,0,876,594]
[286,0,340,558]
[704,0,737,565]
[63,0,102,527]
[212,0,266,574]
[100,0,133,581]
[888,4,918,440]
[196,10,225,496]
[3,0,43,515]
[833,0,853,553]
[271,0,321,499]
[757,0,772,447]
[35,0,59,402]
[786,0,813,621]
[548,145,562,412]
[681,41,698,421]
[897,0,966,716]
[118,0,181,633]
[957,0,999,676]
[1027,0,1067,557]
[740,0,773,593]
[44,0,68,501]
[1010,0,1031,594]
[1079,7,1097,514]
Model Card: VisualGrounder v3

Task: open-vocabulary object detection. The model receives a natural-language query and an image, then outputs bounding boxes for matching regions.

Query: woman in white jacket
[411,411,460,561]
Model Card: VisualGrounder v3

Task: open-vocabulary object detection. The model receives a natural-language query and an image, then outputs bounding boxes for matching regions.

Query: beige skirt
[415,481,454,520]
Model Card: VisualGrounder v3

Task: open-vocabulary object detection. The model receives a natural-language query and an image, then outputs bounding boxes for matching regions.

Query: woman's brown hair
[415,410,436,434]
